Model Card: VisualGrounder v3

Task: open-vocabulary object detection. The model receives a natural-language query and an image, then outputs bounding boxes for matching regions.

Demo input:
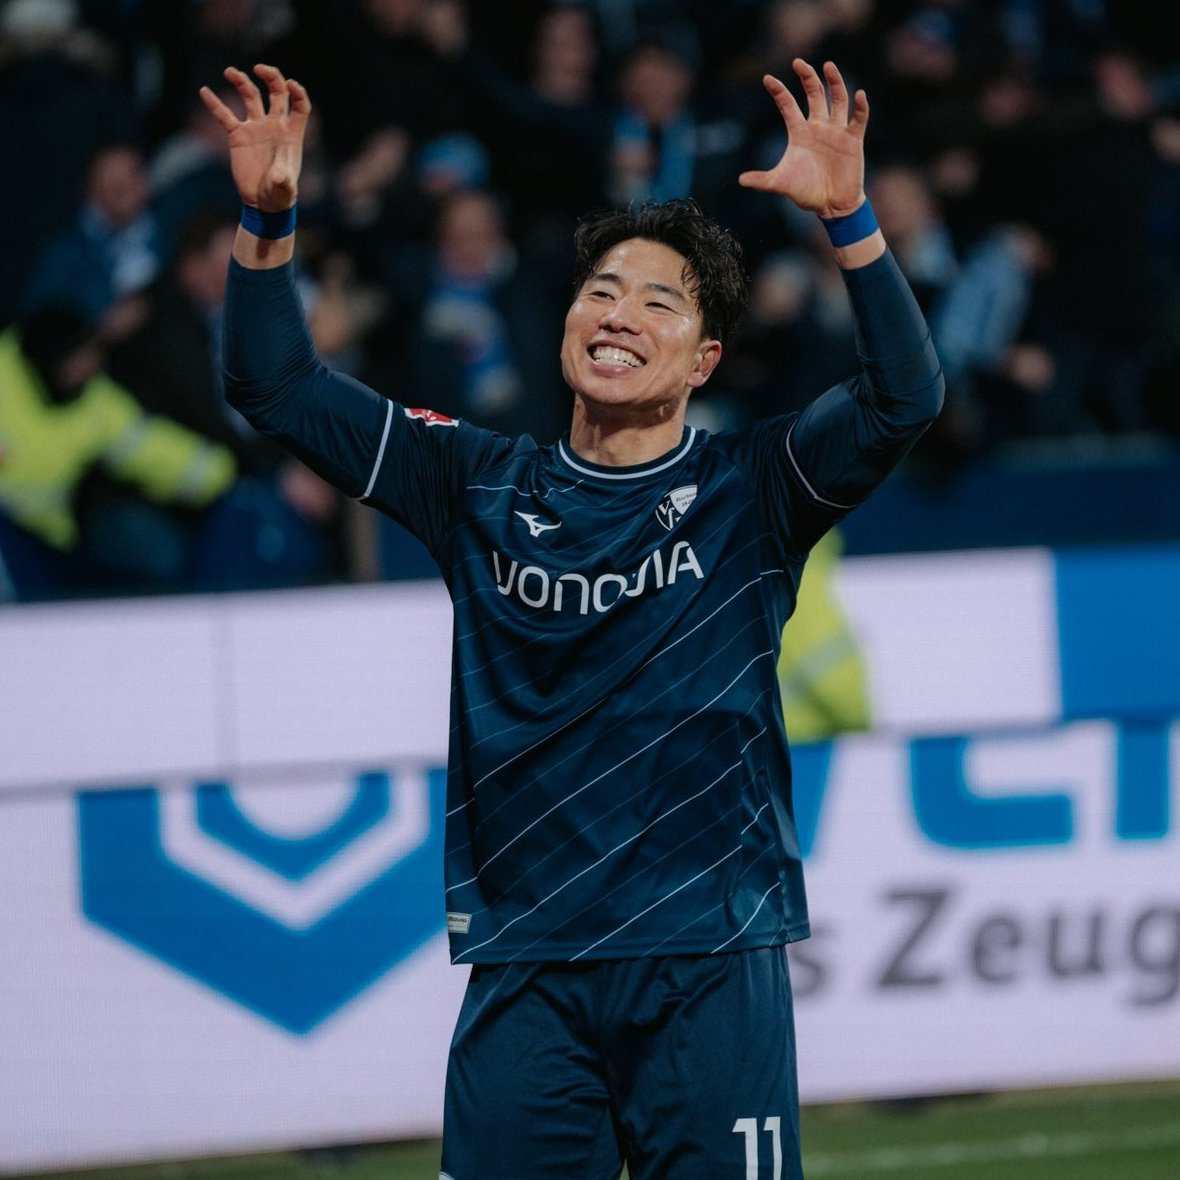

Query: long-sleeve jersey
[223,248,943,964]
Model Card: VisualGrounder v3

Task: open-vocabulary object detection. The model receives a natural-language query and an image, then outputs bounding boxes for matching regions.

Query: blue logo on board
[77,767,447,1034]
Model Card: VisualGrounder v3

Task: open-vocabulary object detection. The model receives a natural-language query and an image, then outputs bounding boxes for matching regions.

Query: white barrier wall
[1,545,1177,1172]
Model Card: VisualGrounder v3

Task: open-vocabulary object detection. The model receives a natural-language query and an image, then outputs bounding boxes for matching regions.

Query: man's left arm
[737,58,943,540]
[784,245,943,513]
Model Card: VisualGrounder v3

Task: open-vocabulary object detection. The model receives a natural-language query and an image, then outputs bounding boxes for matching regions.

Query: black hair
[18,304,99,372]
[570,199,750,345]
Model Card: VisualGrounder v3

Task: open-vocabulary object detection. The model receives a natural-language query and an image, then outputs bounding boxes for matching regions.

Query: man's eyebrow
[588,271,691,305]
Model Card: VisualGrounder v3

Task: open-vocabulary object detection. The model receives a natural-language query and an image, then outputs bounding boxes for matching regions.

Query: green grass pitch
[13,1080,1180,1180]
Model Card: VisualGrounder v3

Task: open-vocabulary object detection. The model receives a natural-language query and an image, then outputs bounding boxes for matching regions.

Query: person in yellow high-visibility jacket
[777,527,872,744]
[0,304,235,598]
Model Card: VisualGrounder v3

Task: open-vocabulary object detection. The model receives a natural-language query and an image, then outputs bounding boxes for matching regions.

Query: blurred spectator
[866,161,959,315]
[570,0,704,65]
[915,59,1048,253]
[274,0,468,163]
[146,0,293,145]
[0,302,235,600]
[397,187,568,441]
[451,3,612,274]
[777,528,871,744]
[0,0,139,326]
[607,36,747,220]
[609,38,697,205]
[416,131,492,200]
[721,0,846,104]
[198,65,420,282]
[109,212,244,453]
[701,224,858,431]
[262,4,479,301]
[711,0,844,248]
[1014,45,1170,436]
[332,125,414,233]
[1144,109,1180,436]
[859,0,1017,164]
[149,83,242,247]
[812,0,879,81]
[4,0,1180,599]
[927,221,1056,456]
[357,130,498,388]
[998,0,1110,89]
[300,248,389,376]
[107,210,351,591]
[22,141,162,342]
[372,171,571,586]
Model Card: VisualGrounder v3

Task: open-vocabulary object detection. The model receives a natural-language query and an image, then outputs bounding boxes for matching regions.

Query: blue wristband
[820,200,878,248]
[240,204,297,240]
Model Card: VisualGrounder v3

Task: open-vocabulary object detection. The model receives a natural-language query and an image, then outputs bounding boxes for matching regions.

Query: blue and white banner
[1,546,1177,1171]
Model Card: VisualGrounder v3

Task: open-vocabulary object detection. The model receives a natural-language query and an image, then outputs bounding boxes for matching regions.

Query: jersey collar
[557,427,697,481]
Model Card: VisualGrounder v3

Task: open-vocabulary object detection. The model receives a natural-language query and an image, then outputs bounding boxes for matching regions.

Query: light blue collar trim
[557,428,696,480]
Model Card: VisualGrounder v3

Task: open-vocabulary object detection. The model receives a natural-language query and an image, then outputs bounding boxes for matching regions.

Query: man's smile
[590,344,645,368]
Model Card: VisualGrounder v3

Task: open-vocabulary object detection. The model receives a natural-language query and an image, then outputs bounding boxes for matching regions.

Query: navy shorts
[440,946,801,1179]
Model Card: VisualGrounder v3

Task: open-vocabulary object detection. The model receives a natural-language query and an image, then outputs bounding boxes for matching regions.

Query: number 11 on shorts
[733,1116,782,1178]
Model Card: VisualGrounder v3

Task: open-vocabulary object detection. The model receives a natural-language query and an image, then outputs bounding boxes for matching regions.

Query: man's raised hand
[738,59,868,220]
[199,63,310,212]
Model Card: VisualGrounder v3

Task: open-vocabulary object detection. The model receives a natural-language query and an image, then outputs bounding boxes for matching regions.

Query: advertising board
[1,545,1176,1171]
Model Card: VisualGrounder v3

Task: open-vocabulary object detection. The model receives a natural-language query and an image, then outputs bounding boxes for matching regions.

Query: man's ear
[687,339,722,389]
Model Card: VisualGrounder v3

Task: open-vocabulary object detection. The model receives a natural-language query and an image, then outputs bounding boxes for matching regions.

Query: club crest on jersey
[656,484,698,531]
[404,407,459,427]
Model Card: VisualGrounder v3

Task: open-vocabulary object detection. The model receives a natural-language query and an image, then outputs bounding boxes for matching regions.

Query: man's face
[560,237,721,422]
[438,191,506,280]
[87,147,148,230]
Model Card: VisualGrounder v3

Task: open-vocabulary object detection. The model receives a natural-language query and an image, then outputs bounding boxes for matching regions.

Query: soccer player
[200,56,943,1180]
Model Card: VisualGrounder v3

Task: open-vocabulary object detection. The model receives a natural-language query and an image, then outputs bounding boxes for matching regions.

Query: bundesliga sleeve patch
[404,407,460,427]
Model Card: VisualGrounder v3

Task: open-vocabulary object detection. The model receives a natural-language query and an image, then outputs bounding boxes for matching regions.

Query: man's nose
[599,295,640,332]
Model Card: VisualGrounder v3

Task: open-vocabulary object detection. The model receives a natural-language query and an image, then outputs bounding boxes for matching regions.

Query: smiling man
[202,56,943,1180]
[562,232,723,449]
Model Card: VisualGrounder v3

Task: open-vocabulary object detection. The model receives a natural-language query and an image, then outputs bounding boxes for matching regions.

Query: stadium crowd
[2,0,1178,602]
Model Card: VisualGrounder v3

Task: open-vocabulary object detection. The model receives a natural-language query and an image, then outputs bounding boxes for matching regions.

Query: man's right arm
[223,257,394,500]
[196,64,395,499]
[205,62,511,552]
[223,244,515,560]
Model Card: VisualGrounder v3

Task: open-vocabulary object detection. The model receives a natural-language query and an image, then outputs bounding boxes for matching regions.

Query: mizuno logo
[515,512,563,537]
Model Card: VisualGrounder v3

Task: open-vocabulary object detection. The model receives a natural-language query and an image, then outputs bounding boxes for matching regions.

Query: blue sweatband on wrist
[240,204,297,240]
[820,200,878,248]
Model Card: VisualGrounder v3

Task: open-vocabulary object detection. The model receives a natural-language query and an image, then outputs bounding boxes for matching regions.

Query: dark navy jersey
[222,250,943,965]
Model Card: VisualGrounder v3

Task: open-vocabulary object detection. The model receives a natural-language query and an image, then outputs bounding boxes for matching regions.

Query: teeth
[592,346,642,367]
